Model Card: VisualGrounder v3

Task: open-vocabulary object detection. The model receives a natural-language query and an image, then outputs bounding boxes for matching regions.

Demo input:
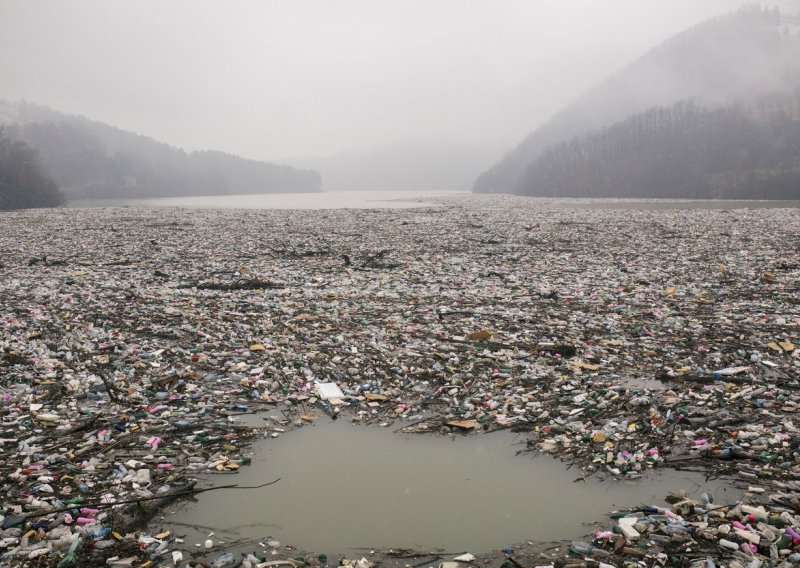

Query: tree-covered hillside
[516,94,800,199]
[474,7,800,197]
[0,101,322,200]
[0,128,64,210]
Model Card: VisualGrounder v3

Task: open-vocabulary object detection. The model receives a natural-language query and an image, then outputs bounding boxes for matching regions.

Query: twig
[5,478,281,523]
[504,555,529,568]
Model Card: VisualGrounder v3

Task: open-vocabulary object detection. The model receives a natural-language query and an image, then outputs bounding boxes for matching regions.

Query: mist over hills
[4,6,799,206]
[520,94,800,199]
[285,139,497,193]
[474,7,800,198]
[0,100,321,201]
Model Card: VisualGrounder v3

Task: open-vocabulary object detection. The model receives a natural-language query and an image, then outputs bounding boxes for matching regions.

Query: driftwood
[28,255,71,267]
[657,372,754,385]
[410,332,564,354]
[94,369,122,402]
[504,555,529,568]
[362,249,401,269]
[339,250,402,270]
[271,242,331,258]
[178,278,283,291]
[1,478,281,528]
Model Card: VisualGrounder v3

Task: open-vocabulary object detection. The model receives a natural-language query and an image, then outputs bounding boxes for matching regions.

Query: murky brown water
[163,418,735,554]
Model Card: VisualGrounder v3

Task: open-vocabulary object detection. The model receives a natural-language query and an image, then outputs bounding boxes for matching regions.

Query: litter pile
[0,195,798,567]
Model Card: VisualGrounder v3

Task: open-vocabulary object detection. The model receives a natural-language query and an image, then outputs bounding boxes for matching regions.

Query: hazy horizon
[0,0,759,165]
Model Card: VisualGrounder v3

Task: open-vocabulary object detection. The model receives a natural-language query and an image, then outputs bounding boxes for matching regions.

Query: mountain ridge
[0,100,322,200]
[474,7,800,196]
[515,93,800,199]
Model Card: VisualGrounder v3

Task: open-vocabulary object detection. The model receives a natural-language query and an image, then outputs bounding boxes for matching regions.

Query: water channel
[163,418,736,555]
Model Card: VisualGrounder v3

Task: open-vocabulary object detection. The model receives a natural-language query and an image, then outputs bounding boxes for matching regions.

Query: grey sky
[0,0,754,162]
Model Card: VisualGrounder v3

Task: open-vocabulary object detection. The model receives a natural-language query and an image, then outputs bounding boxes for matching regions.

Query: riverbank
[0,195,798,566]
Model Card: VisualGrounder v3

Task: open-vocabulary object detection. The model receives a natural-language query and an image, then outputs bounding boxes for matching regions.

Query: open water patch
[162,419,735,555]
[119,190,460,209]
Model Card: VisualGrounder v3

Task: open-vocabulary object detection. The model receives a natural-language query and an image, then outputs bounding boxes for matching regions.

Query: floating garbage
[0,195,797,566]
[316,382,345,400]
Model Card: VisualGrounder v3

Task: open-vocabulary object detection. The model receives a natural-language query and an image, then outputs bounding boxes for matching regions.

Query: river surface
[77,190,459,210]
[133,190,765,554]
[69,190,800,210]
[164,418,736,555]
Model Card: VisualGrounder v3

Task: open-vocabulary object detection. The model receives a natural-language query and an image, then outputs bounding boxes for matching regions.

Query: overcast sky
[0,0,755,162]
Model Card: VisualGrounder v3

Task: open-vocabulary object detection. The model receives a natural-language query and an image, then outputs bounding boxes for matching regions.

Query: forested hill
[0,129,64,209]
[474,7,800,196]
[517,94,800,199]
[0,100,321,200]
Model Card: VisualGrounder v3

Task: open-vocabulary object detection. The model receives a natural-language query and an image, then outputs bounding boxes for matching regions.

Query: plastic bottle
[569,540,593,556]
[90,526,112,540]
[568,540,610,558]
[56,536,82,567]
[211,552,236,568]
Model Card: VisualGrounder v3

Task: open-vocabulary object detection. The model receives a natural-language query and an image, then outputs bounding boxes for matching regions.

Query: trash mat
[0,195,798,566]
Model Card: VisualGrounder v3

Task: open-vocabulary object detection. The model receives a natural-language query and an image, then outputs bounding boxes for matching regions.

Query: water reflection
[163,418,736,554]
[126,190,456,210]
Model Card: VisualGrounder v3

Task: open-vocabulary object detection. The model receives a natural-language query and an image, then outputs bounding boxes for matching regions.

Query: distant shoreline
[63,191,800,211]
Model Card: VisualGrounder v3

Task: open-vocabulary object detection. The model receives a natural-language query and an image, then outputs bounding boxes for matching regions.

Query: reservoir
[163,418,737,555]
[69,190,800,211]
